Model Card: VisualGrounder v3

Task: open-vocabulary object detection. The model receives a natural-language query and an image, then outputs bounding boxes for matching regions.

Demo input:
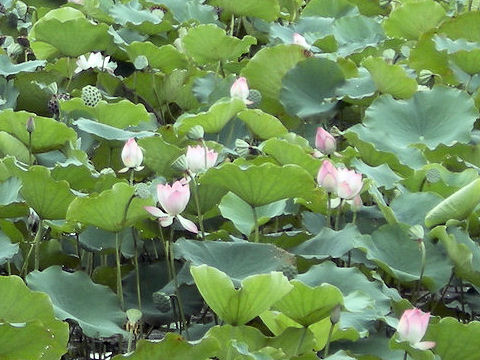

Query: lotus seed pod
[81,85,102,107]
[152,291,172,313]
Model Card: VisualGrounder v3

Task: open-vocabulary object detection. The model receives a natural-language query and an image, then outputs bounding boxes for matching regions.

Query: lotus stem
[252,206,260,243]
[190,174,205,240]
[334,199,344,231]
[28,131,33,166]
[413,240,426,304]
[326,192,332,228]
[132,228,142,311]
[323,321,335,358]
[33,219,43,271]
[115,231,124,310]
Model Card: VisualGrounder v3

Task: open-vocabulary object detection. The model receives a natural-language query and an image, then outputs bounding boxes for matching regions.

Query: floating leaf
[0,55,46,76]
[191,264,292,325]
[200,163,316,207]
[27,266,128,339]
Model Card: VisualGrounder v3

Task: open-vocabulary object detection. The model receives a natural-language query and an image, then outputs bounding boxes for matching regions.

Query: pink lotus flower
[317,160,338,193]
[397,308,435,350]
[144,179,198,233]
[293,33,310,50]
[186,145,218,174]
[348,194,362,211]
[119,138,144,173]
[336,168,362,200]
[230,77,252,105]
[315,127,336,155]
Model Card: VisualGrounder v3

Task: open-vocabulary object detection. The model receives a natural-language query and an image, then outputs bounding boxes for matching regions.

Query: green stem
[334,199,344,231]
[132,228,142,311]
[413,240,426,304]
[468,0,474,11]
[323,321,335,358]
[190,174,205,240]
[159,224,171,280]
[229,14,235,36]
[129,168,134,186]
[133,71,138,104]
[115,232,125,310]
[295,327,307,356]
[6,261,11,275]
[28,132,33,166]
[252,206,259,243]
[65,58,73,92]
[403,351,408,360]
[33,219,43,271]
[326,193,331,228]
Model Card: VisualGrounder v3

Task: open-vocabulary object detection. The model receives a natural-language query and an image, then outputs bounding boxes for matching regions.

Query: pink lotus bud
[230,77,252,105]
[145,179,198,233]
[397,308,435,350]
[293,33,310,50]
[315,127,336,155]
[336,168,362,200]
[317,160,338,193]
[120,138,143,172]
[186,145,218,174]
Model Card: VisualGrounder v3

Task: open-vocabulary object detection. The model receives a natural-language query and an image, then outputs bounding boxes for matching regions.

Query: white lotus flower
[75,52,117,74]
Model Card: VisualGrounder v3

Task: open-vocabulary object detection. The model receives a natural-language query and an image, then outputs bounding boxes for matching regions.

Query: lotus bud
[293,33,310,50]
[315,127,336,155]
[187,125,204,140]
[26,116,35,133]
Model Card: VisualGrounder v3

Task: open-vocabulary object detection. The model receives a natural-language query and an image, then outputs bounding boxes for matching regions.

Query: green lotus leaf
[362,57,417,98]
[241,44,307,114]
[62,98,151,128]
[272,280,343,327]
[425,178,480,228]
[351,159,402,190]
[0,131,30,163]
[429,226,480,287]
[192,73,236,105]
[390,191,443,227]
[174,98,245,135]
[0,230,18,265]
[111,332,219,360]
[0,176,28,219]
[0,78,19,110]
[0,110,76,153]
[237,109,288,139]
[208,0,280,21]
[74,118,154,141]
[110,0,163,26]
[437,11,480,42]
[174,239,295,285]
[355,223,452,292]
[0,55,46,77]
[191,264,292,325]
[200,163,316,207]
[346,87,478,168]
[29,8,114,59]
[302,0,359,18]
[27,266,128,339]
[383,0,446,40]
[126,42,188,73]
[15,166,76,220]
[332,15,385,57]
[66,182,153,232]
[280,57,345,119]
[138,136,183,177]
[0,275,68,360]
[155,0,220,25]
[261,138,320,177]
[182,24,256,64]
[426,317,480,360]
[336,67,376,100]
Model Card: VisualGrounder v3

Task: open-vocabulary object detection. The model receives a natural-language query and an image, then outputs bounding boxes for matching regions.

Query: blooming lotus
[144,179,198,234]
[317,160,338,193]
[119,138,144,173]
[336,168,362,200]
[293,33,310,50]
[75,52,117,74]
[230,77,252,105]
[186,145,218,174]
[397,308,435,350]
[315,127,336,155]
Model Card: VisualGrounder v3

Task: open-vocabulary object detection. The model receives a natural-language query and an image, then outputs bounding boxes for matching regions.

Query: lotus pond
[2,0,480,359]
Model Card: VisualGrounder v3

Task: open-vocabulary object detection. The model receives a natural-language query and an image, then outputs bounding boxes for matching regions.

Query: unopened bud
[26,116,35,133]
[187,125,204,140]
[408,225,424,241]
[330,304,341,325]
[171,154,188,172]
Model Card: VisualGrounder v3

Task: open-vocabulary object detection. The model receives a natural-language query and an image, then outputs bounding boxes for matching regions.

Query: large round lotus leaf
[347,87,478,167]
[241,44,307,114]
[122,262,204,326]
[302,0,359,18]
[332,15,385,57]
[351,159,402,190]
[362,57,417,99]
[109,0,168,34]
[261,138,321,177]
[16,166,76,220]
[74,119,154,141]
[66,182,153,232]
[280,57,345,119]
[174,98,245,135]
[272,280,343,327]
[79,226,140,258]
[390,191,443,227]
[182,24,256,64]
[429,226,480,288]
[383,0,446,40]
[174,239,295,285]
[126,42,188,73]
[0,131,30,163]
[437,12,480,42]
[0,55,46,76]
[191,264,292,325]
[200,163,316,207]
[0,230,18,265]
[355,224,452,292]
[157,0,219,25]
[27,266,128,339]
[290,224,366,260]
[29,8,114,59]
[61,98,150,128]
[426,317,480,360]
[111,333,219,360]
[185,182,228,215]
[0,275,68,360]
[208,0,280,21]
[138,136,183,177]
[237,109,288,140]
[425,178,480,228]
[0,110,76,153]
